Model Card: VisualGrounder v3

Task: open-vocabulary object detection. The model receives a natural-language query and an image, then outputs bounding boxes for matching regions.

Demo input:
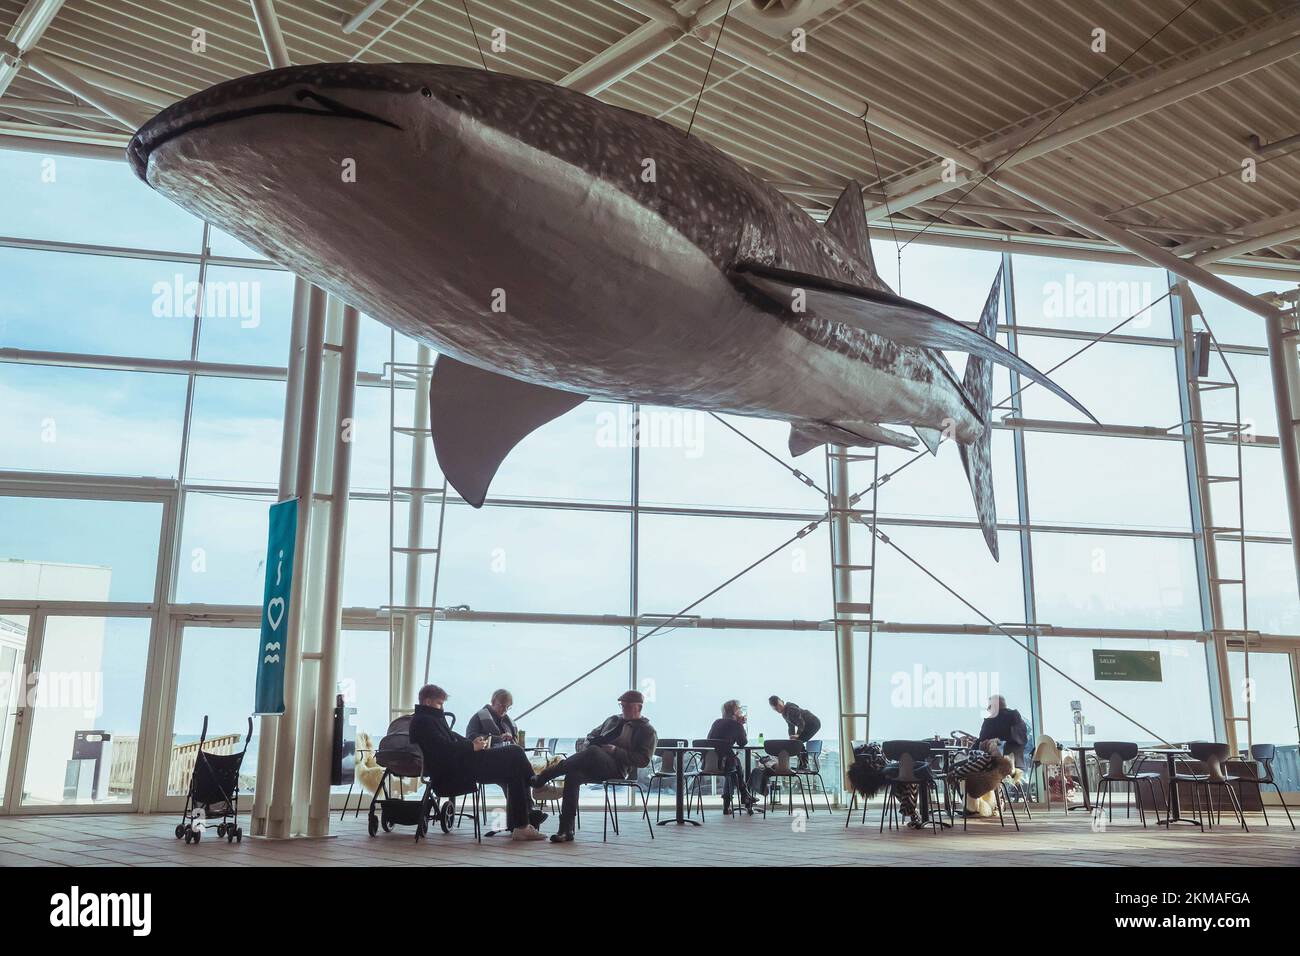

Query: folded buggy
[175,715,253,844]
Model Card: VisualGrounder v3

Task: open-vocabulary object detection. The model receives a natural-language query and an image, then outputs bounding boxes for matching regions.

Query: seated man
[707,699,758,814]
[530,690,657,843]
[408,683,546,841]
[768,695,821,769]
[465,688,518,746]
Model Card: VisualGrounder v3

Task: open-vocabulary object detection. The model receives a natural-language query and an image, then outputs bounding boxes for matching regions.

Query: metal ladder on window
[1172,282,1255,751]
[824,444,883,780]
[381,337,449,718]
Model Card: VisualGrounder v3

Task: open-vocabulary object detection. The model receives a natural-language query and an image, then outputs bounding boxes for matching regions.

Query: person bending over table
[768,695,821,768]
[707,699,759,814]
[409,683,547,841]
[530,690,657,843]
[978,695,1029,769]
[466,688,518,746]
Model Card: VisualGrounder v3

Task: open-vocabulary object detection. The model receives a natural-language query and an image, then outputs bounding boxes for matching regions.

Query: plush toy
[955,740,1014,816]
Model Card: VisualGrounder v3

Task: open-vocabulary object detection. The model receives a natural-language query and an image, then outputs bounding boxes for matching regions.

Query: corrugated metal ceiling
[3,0,1300,263]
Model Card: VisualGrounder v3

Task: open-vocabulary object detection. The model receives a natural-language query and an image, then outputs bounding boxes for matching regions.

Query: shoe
[549,829,575,843]
[722,799,732,816]
[511,825,545,842]
[528,809,548,829]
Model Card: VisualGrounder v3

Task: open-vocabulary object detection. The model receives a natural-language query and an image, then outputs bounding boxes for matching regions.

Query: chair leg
[602,785,610,842]
[1225,783,1248,832]
[1269,781,1296,830]
[797,777,810,818]
[1001,783,1020,831]
[880,785,891,832]
[844,793,856,829]
[638,785,655,839]
[1253,780,1269,827]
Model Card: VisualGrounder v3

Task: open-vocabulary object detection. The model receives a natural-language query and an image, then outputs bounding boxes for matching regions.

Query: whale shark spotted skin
[130,63,1092,558]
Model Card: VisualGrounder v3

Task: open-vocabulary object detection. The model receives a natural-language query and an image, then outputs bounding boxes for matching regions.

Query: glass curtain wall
[3,148,1299,812]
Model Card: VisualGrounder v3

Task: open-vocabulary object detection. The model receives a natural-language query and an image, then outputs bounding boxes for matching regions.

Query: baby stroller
[175,715,253,844]
[368,711,481,841]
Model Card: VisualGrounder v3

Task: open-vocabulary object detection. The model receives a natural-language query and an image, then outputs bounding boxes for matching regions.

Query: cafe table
[1065,745,1096,811]
[657,745,704,826]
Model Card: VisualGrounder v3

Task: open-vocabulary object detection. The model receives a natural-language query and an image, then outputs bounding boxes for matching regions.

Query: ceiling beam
[249,0,292,70]
[1190,216,1300,265]
[993,172,1285,320]
[21,50,153,130]
[560,0,728,95]
[697,24,985,169]
[867,13,1300,218]
[0,0,66,98]
[340,0,394,35]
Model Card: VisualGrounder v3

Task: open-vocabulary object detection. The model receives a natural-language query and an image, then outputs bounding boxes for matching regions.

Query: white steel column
[307,304,359,836]
[1266,301,1300,596]
[398,345,433,713]
[827,446,856,792]
[266,284,326,838]
[251,275,309,836]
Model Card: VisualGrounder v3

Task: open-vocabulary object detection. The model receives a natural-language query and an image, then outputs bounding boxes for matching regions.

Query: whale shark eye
[421,87,431,97]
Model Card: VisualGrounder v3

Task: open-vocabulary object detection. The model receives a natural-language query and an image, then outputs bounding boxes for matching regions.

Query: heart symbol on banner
[267,597,286,631]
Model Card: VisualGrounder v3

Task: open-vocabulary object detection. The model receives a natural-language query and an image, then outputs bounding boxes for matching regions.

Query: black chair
[793,739,834,812]
[1238,744,1295,830]
[951,749,1018,832]
[646,739,696,822]
[686,738,762,819]
[881,740,944,834]
[602,767,654,841]
[1092,742,1164,828]
[1172,742,1247,832]
[763,740,810,816]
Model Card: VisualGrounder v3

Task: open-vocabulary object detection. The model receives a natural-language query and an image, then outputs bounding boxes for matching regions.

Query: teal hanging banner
[255,498,298,715]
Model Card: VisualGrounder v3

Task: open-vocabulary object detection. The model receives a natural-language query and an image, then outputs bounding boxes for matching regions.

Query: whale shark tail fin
[428,355,587,507]
[958,264,1004,561]
[824,180,878,281]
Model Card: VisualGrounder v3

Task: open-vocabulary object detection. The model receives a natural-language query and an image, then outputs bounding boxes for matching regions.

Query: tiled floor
[1,800,1296,866]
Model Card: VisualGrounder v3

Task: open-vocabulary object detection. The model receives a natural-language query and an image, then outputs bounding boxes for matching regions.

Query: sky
[1,147,1298,784]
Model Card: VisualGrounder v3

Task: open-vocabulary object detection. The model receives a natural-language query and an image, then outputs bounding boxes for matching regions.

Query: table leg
[1165,753,1183,823]
[1068,750,1092,811]
[658,751,700,826]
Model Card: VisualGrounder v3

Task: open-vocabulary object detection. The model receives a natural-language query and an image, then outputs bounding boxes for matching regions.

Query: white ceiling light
[735,0,841,38]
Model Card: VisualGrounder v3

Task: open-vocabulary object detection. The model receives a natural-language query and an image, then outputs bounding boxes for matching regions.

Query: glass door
[0,610,35,810]
[15,615,152,811]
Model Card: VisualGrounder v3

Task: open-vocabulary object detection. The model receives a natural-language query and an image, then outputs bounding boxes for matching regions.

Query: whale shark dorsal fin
[824,180,877,280]
[429,355,587,507]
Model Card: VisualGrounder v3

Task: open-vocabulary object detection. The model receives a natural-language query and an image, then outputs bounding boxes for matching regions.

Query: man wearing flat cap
[531,690,657,843]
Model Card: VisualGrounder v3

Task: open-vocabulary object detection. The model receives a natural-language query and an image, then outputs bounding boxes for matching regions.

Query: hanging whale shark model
[129,64,1095,560]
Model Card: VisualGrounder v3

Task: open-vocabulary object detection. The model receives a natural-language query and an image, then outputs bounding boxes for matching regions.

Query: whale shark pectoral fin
[428,355,587,507]
[788,421,917,457]
[730,262,1099,426]
[788,424,826,457]
[913,426,942,455]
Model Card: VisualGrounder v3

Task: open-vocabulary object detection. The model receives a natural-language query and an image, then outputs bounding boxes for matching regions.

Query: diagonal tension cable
[515,513,827,721]
[685,0,736,139]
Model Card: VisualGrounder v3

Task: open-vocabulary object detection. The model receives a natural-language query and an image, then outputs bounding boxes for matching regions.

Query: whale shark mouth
[128,90,402,180]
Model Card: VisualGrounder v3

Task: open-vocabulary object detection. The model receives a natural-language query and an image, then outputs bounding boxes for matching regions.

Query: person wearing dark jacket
[769,695,821,768]
[408,684,546,842]
[465,689,518,746]
[707,699,758,814]
[530,690,657,843]
[978,695,1029,768]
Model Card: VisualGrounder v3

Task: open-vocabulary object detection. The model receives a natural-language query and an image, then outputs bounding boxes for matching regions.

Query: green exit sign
[1093,650,1162,682]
